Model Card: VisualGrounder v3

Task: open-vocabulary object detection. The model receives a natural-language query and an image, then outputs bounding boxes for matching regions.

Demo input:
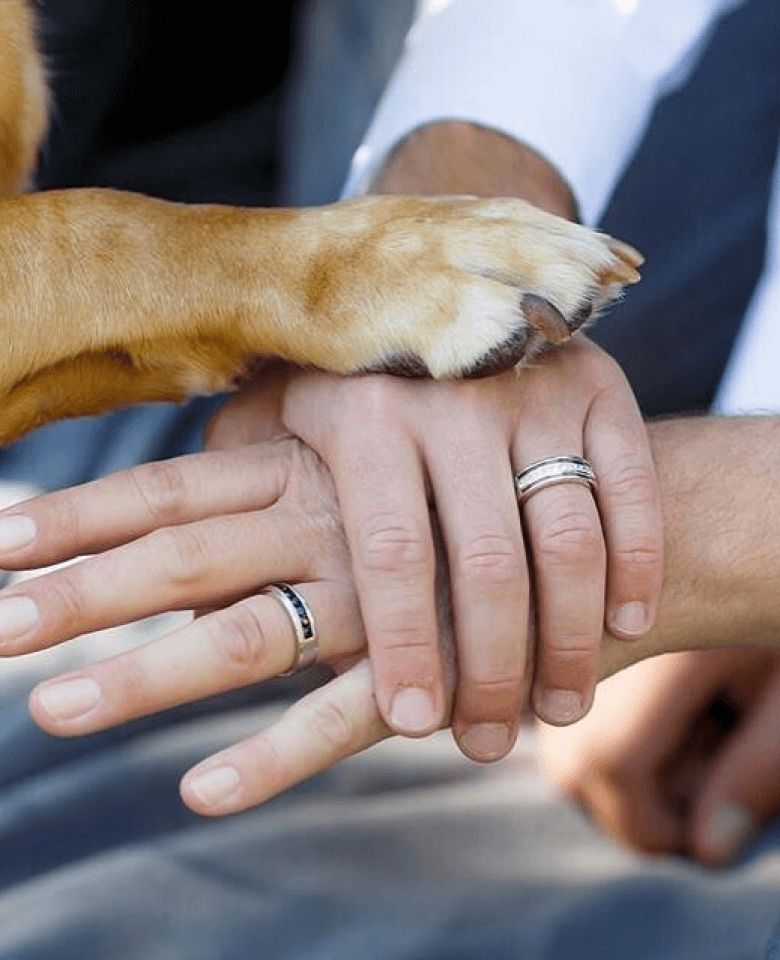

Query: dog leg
[0,352,192,444]
[0,1,646,444]
[0,188,642,443]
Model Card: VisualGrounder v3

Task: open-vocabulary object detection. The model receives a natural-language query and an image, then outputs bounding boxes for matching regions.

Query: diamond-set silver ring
[514,455,597,505]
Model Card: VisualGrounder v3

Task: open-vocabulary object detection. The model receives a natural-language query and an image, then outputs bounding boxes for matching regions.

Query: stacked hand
[0,338,663,815]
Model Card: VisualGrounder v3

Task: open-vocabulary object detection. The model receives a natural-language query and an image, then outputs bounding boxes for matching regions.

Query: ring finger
[513,438,606,726]
[29,580,363,736]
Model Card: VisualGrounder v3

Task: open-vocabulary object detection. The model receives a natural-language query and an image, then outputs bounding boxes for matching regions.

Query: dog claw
[607,238,645,269]
[521,294,571,344]
[598,261,642,287]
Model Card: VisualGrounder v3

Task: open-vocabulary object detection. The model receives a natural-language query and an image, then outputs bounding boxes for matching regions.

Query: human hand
[0,436,441,815]
[220,337,662,759]
[538,648,780,864]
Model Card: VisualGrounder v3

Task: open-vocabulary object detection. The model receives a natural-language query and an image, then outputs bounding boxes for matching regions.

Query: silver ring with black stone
[261,583,319,676]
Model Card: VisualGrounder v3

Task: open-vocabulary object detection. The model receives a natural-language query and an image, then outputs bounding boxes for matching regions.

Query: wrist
[598,416,780,679]
[371,120,577,219]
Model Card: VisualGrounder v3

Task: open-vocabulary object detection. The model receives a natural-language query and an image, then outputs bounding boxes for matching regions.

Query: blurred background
[35,0,416,208]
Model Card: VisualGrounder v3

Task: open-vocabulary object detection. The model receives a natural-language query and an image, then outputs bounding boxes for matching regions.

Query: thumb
[204,367,290,451]
[689,665,780,866]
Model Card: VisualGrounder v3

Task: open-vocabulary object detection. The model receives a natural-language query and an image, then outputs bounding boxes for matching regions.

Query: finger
[585,378,663,640]
[426,429,527,762]
[689,663,780,865]
[514,436,605,726]
[180,659,391,816]
[0,444,289,569]
[29,581,362,735]
[0,507,310,655]
[330,417,444,738]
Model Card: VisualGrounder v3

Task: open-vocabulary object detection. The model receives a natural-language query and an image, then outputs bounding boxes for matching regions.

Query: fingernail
[390,687,437,735]
[0,515,36,553]
[188,766,242,807]
[460,723,512,762]
[536,689,585,725]
[611,602,650,638]
[36,677,101,721]
[705,802,755,862]
[0,596,39,644]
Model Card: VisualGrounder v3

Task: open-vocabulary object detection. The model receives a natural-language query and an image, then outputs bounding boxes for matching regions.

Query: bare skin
[0,413,772,816]
[540,648,780,866]
[264,120,663,748]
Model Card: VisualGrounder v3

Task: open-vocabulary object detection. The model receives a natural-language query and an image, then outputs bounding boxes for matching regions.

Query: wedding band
[514,455,597,505]
[261,583,319,676]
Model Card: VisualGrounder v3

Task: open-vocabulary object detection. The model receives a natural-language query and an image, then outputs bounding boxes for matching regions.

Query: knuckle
[47,573,89,627]
[336,378,403,432]
[543,635,599,659]
[536,511,603,566]
[613,539,663,571]
[130,461,190,524]
[603,460,657,506]
[148,526,214,587]
[357,514,432,575]
[111,658,152,709]
[44,497,82,547]
[376,625,438,654]
[301,697,356,754]
[245,735,287,790]
[463,673,523,701]
[455,534,526,587]
[208,603,268,676]
[581,346,623,388]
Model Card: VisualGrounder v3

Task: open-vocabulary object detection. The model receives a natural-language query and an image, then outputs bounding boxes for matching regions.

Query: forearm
[371,120,576,218]
[598,416,780,679]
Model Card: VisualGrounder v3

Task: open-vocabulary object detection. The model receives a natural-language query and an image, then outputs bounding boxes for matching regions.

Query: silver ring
[514,455,597,505]
[261,583,319,676]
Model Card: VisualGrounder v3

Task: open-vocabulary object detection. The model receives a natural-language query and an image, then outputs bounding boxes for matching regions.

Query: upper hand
[539,648,780,864]
[227,337,663,757]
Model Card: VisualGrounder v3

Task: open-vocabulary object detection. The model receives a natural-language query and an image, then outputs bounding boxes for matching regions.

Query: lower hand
[0,436,417,816]
[539,648,780,864]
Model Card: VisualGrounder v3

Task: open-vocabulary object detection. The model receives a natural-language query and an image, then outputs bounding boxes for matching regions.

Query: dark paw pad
[567,302,593,333]
[463,325,530,379]
[363,353,431,378]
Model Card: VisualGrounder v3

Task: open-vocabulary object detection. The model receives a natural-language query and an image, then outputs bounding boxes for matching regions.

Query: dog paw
[291,195,643,379]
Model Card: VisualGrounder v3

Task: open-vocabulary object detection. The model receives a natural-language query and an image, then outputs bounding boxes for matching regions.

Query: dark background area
[35,0,303,204]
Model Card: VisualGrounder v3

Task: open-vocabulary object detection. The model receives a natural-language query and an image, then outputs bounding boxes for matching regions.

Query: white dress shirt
[346,0,780,414]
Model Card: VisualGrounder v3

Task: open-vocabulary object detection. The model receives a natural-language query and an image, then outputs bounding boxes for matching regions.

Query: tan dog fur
[0,2,642,445]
